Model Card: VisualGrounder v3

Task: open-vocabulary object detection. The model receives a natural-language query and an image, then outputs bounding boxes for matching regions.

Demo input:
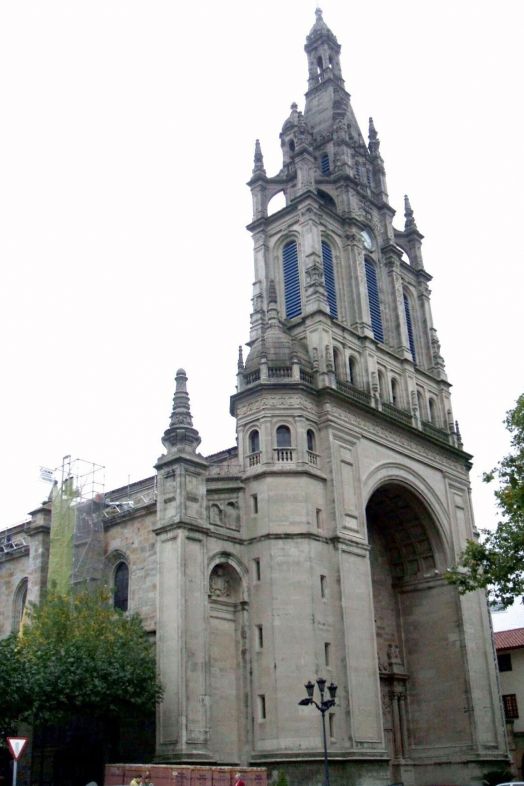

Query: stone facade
[0,10,509,786]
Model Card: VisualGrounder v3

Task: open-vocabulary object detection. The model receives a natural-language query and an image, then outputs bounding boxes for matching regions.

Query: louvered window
[321,240,338,318]
[283,241,301,319]
[365,259,384,342]
[403,293,417,362]
[321,153,330,175]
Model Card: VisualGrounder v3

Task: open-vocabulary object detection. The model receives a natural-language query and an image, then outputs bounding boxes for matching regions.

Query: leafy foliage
[0,586,162,729]
[0,634,30,738]
[447,394,524,608]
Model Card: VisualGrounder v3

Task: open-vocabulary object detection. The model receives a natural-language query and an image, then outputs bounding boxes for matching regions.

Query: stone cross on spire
[162,368,201,453]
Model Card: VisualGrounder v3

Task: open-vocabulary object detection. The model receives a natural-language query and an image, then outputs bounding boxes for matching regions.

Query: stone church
[0,10,509,786]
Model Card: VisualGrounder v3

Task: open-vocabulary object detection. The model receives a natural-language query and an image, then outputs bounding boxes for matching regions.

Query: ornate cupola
[304,8,344,90]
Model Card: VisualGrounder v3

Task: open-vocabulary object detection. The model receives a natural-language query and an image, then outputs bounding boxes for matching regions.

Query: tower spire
[162,368,201,453]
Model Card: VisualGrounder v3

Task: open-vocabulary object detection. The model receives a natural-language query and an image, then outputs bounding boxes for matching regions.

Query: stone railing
[274,447,294,462]
[248,452,261,467]
[422,420,451,444]
[268,366,292,379]
[244,370,260,385]
[382,402,413,427]
[336,379,373,406]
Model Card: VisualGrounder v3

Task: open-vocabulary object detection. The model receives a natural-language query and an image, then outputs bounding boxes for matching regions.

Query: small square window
[258,694,266,720]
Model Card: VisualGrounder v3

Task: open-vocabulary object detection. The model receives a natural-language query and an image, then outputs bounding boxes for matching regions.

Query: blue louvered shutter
[403,293,417,362]
[321,240,338,318]
[321,153,330,175]
[365,259,384,342]
[283,241,301,319]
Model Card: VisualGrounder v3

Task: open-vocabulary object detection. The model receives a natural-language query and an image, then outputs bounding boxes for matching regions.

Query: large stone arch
[207,554,249,764]
[365,478,471,782]
[362,461,452,567]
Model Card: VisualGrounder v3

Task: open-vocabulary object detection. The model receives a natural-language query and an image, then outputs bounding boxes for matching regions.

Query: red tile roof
[495,628,524,651]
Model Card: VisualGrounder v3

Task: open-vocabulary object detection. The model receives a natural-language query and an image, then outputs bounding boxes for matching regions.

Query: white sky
[0,1,522,628]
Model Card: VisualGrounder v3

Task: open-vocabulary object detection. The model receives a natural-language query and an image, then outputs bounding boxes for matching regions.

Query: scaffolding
[47,456,105,592]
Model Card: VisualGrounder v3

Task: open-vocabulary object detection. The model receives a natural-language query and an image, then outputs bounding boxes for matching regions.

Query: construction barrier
[105,764,267,786]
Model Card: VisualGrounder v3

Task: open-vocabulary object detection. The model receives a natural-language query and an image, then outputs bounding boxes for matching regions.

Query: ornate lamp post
[298,677,338,786]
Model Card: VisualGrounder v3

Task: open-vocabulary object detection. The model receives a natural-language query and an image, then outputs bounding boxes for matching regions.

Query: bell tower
[230,9,507,786]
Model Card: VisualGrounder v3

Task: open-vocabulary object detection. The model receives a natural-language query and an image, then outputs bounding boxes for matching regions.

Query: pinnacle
[404,194,418,232]
[162,368,201,453]
[253,139,266,175]
[368,117,380,155]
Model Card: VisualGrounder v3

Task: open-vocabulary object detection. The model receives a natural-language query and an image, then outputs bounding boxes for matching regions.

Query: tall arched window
[276,425,292,448]
[348,356,357,385]
[428,398,437,424]
[417,390,425,420]
[378,371,386,402]
[307,429,316,452]
[333,347,342,379]
[114,561,129,612]
[283,241,301,319]
[403,292,417,362]
[320,154,330,176]
[12,577,28,633]
[391,378,399,407]
[321,240,338,318]
[249,429,260,454]
[365,259,384,342]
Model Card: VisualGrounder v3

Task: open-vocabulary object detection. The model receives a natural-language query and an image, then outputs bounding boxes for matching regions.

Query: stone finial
[404,194,418,232]
[455,420,463,446]
[162,368,201,453]
[253,139,266,175]
[368,117,380,155]
[237,345,244,370]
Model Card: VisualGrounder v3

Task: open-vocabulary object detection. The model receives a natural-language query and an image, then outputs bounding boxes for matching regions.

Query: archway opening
[366,483,468,777]
[208,562,246,764]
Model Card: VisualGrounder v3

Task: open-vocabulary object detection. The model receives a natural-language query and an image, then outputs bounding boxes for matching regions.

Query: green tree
[447,394,524,608]
[0,586,162,729]
[0,634,30,738]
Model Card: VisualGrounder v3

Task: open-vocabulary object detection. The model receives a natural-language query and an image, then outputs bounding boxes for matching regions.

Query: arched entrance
[208,561,248,764]
[366,483,470,782]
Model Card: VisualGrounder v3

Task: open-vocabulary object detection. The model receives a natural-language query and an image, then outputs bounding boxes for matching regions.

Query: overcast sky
[0,1,522,628]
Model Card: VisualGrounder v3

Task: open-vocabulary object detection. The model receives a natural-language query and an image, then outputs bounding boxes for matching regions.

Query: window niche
[114,561,129,612]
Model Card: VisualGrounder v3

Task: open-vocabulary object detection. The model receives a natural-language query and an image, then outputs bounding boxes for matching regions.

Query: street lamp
[298,677,338,786]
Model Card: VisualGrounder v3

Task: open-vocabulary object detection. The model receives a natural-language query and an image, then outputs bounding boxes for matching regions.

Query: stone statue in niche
[225,501,240,530]
[209,503,222,526]
[209,566,232,599]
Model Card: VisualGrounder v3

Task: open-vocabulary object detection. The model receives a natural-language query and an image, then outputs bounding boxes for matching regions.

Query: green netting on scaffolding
[47,477,77,593]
